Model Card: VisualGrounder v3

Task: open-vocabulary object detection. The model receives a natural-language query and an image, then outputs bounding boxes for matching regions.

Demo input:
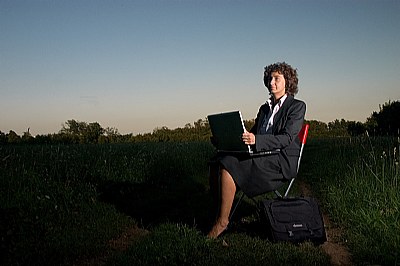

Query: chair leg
[229,192,245,221]
[284,178,295,198]
[274,190,282,198]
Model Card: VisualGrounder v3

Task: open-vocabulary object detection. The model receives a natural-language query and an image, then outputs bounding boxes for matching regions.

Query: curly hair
[263,62,298,95]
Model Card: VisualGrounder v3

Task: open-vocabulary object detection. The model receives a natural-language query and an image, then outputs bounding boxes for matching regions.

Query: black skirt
[217,153,285,197]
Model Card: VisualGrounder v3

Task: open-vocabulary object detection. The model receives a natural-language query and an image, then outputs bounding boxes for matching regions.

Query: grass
[107,223,329,266]
[300,136,400,265]
[0,142,214,265]
[1,136,398,265]
[0,144,136,265]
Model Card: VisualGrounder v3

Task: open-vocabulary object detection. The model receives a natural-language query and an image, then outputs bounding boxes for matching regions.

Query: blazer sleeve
[254,99,306,152]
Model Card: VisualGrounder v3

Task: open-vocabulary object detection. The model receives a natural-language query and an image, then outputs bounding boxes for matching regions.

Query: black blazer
[250,95,306,180]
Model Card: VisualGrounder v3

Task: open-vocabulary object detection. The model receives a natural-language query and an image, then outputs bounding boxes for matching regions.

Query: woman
[208,62,306,238]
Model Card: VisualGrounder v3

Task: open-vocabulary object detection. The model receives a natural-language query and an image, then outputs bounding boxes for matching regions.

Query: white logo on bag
[293,224,303,228]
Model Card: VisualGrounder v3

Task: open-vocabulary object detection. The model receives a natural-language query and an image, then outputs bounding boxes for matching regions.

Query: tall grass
[0,144,138,265]
[0,142,216,265]
[301,136,399,265]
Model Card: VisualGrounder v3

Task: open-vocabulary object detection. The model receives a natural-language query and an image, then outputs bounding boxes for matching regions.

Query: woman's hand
[242,131,255,145]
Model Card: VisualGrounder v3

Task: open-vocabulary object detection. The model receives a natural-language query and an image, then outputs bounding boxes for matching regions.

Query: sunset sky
[1,0,399,135]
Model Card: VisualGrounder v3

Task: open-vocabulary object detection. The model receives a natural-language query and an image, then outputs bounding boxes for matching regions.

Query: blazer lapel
[272,95,294,133]
[257,103,271,133]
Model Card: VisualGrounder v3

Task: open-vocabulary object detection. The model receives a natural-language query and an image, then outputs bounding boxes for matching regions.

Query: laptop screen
[207,111,251,153]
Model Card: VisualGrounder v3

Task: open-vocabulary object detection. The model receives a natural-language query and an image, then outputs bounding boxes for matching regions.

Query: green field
[0,136,399,265]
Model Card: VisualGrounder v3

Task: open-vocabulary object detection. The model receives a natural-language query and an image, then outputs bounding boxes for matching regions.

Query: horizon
[1,0,399,136]
[0,105,384,137]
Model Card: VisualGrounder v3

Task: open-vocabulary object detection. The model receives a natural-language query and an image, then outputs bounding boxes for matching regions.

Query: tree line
[1,100,399,144]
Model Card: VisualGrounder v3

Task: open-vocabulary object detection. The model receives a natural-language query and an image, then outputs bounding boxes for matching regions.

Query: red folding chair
[229,124,310,220]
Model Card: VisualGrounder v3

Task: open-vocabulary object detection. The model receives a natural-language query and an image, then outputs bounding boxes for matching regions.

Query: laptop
[207,110,251,154]
[207,110,279,156]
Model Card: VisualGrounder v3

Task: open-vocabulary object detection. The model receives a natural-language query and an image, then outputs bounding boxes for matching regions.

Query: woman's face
[269,71,286,99]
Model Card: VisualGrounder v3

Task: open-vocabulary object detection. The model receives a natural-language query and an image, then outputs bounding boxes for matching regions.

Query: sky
[1,0,399,136]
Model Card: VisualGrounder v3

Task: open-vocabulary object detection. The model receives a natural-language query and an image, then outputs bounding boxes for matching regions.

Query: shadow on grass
[99,179,210,231]
[98,179,264,237]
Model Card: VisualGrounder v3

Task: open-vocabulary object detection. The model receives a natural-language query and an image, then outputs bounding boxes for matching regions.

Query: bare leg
[208,167,236,238]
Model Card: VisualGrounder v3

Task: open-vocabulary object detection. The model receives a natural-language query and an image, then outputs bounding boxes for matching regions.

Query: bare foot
[207,221,228,239]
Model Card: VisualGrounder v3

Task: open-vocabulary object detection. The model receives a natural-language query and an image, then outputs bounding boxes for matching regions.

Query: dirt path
[298,182,353,266]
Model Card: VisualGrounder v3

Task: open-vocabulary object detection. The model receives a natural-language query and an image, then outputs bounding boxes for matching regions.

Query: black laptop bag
[260,197,327,244]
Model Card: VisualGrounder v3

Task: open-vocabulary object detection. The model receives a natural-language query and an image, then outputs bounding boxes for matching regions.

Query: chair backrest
[283,123,309,198]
